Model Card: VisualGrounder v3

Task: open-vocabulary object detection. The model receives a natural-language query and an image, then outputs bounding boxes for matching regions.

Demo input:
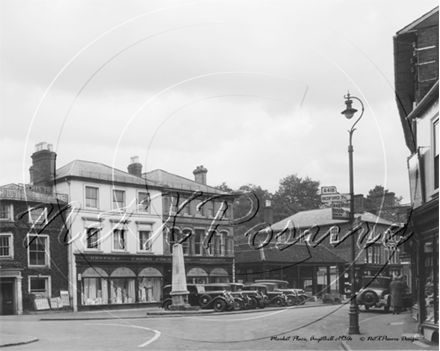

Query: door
[0,280,14,315]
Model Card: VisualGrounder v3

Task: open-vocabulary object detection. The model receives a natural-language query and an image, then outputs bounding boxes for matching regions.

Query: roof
[143,169,225,195]
[56,160,159,187]
[235,242,347,264]
[270,208,394,231]
[0,183,67,204]
[396,7,438,35]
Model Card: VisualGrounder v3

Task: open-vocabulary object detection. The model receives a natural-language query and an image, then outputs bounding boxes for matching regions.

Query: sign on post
[321,193,351,203]
[321,186,338,194]
[332,207,350,220]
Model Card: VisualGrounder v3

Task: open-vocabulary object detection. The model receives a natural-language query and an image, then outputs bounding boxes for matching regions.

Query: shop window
[85,186,99,209]
[0,233,13,258]
[29,276,50,297]
[86,227,100,250]
[82,278,108,305]
[113,190,126,211]
[28,235,49,267]
[423,237,438,324]
[139,230,152,251]
[137,192,150,213]
[28,207,47,225]
[138,277,162,302]
[109,278,136,304]
[0,204,13,221]
[113,229,126,251]
[434,119,439,190]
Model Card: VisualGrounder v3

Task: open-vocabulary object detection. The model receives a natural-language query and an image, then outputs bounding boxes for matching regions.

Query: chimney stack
[29,142,56,187]
[127,156,142,177]
[193,165,208,185]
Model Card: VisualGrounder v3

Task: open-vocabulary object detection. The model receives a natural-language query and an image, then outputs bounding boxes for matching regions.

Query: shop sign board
[332,207,350,220]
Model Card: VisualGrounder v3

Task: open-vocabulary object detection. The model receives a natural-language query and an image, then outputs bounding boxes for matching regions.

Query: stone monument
[169,243,200,311]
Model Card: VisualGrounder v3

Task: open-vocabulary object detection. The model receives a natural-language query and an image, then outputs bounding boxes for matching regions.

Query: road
[1,304,392,351]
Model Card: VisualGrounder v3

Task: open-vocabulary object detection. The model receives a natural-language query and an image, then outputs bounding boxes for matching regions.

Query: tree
[215,183,273,243]
[271,174,321,223]
[364,185,405,223]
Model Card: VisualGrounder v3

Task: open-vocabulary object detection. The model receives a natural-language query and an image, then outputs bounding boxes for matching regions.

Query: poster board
[60,290,70,307]
[49,297,63,309]
[34,297,50,310]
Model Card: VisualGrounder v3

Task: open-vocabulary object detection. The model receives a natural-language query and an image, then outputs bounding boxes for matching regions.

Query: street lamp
[341,92,364,335]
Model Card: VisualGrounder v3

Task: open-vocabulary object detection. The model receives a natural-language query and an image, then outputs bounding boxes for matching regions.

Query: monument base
[169,294,200,311]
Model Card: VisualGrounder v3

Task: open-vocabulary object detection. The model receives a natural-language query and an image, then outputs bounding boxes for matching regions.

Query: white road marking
[389,322,404,325]
[412,341,429,348]
[86,322,161,347]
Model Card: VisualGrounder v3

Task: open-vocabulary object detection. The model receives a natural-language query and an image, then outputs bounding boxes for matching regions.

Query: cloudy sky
[1,0,438,203]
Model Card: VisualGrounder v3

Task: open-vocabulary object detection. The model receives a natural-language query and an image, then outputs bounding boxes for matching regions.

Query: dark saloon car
[198,284,235,312]
[246,284,287,307]
[255,279,308,305]
[240,285,266,308]
[162,284,205,310]
[356,276,412,313]
[203,283,248,310]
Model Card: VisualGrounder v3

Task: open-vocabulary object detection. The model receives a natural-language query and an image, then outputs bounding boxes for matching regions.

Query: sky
[0,0,438,204]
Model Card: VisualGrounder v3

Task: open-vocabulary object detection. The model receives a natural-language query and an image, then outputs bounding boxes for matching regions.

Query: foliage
[364,185,405,223]
[271,174,321,223]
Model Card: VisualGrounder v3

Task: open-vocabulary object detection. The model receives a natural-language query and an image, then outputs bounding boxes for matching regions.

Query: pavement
[0,301,438,350]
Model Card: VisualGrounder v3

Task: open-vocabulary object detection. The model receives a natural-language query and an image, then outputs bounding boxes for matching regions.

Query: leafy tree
[364,185,405,223]
[271,174,321,223]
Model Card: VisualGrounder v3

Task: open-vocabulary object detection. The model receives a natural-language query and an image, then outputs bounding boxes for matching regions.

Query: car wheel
[233,299,244,311]
[163,300,172,311]
[286,296,297,306]
[199,295,212,308]
[361,290,378,308]
[274,297,284,307]
[214,299,226,312]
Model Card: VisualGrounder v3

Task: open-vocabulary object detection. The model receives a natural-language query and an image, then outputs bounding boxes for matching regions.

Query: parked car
[227,283,258,309]
[161,284,205,310]
[255,279,308,305]
[198,284,236,312]
[304,284,328,298]
[203,283,249,310]
[356,276,392,312]
[240,285,266,308]
[246,283,287,307]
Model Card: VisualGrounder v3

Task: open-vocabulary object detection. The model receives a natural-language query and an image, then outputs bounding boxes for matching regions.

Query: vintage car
[254,280,305,306]
[356,276,392,312]
[227,283,258,309]
[245,283,287,307]
[161,284,204,310]
[203,283,249,310]
[240,285,266,308]
[357,276,412,312]
[198,284,236,312]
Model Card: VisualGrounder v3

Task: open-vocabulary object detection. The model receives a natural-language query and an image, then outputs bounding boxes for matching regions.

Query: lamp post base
[348,304,360,334]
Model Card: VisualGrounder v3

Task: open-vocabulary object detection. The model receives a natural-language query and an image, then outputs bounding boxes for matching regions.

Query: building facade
[394,7,439,343]
[0,183,69,315]
[144,166,236,286]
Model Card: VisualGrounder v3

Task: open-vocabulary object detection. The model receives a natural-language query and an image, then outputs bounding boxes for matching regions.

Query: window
[194,229,204,255]
[387,248,400,264]
[28,235,49,266]
[0,204,13,221]
[29,276,50,297]
[181,229,191,255]
[113,190,125,211]
[365,245,381,264]
[113,229,126,251]
[28,207,47,225]
[329,226,340,244]
[180,198,190,215]
[434,120,439,190]
[139,230,151,251]
[0,234,13,258]
[226,239,234,257]
[85,187,99,209]
[218,233,226,256]
[86,227,100,250]
[138,192,150,212]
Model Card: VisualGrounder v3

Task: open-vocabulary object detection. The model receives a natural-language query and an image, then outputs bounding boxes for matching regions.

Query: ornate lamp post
[341,92,364,335]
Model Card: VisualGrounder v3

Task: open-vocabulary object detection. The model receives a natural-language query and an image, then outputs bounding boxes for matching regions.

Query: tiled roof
[144,169,224,194]
[56,160,159,187]
[270,208,394,231]
[235,242,346,264]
